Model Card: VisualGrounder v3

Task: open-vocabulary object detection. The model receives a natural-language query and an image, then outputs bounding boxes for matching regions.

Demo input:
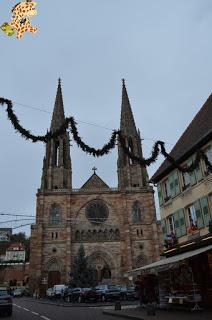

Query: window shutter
[187,158,196,186]
[194,200,204,228]
[178,209,186,236]
[200,196,210,226]
[173,170,180,196]
[195,165,203,182]
[169,174,175,198]
[161,219,167,239]
[157,183,163,206]
[173,211,181,237]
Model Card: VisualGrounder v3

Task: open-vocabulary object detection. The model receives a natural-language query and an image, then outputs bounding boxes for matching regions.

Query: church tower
[118,79,148,189]
[41,79,72,190]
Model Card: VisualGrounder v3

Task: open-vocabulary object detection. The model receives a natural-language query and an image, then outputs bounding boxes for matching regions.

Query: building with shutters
[126,95,212,307]
[151,94,212,253]
[29,79,162,292]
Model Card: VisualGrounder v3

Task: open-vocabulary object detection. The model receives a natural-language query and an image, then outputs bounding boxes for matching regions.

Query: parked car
[46,287,55,298]
[65,288,96,303]
[23,288,31,297]
[63,287,73,302]
[118,285,137,300]
[0,287,12,316]
[53,284,66,297]
[13,288,24,297]
[95,285,120,302]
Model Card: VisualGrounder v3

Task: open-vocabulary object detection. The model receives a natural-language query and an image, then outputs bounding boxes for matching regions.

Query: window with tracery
[132,201,142,223]
[85,200,109,224]
[49,203,61,225]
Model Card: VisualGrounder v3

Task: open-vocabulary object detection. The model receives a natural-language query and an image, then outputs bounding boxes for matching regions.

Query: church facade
[29,80,161,290]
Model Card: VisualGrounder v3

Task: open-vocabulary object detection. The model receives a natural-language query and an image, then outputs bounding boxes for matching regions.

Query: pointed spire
[120,79,137,136]
[50,78,65,131]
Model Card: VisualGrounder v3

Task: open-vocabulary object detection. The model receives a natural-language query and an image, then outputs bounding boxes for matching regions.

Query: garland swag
[0,97,211,174]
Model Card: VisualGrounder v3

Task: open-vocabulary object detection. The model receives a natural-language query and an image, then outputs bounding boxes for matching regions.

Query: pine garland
[0,97,211,173]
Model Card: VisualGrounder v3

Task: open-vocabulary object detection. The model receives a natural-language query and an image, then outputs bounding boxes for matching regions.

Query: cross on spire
[92,167,97,174]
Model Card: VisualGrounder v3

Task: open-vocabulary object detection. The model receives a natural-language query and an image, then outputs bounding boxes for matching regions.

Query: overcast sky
[0,0,211,235]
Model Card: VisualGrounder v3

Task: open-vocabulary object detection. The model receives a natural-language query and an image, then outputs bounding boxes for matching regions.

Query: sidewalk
[103,307,212,320]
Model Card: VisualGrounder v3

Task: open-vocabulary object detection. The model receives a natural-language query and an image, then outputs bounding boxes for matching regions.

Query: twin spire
[50,78,138,136]
[50,78,65,131]
[120,79,137,136]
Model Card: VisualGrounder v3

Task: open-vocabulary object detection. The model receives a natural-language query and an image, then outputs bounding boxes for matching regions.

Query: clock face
[85,200,109,224]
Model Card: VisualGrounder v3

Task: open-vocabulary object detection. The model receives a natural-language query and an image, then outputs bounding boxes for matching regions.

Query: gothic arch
[88,247,117,271]
[75,198,114,219]
[44,257,63,272]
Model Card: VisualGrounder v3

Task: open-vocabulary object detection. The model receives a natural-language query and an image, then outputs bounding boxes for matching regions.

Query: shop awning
[129,244,212,275]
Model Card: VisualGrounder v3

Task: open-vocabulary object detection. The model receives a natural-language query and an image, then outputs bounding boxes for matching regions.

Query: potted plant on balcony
[187,220,198,234]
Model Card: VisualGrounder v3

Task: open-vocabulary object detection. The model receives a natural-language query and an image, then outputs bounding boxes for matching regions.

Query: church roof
[50,79,66,131]
[120,79,137,136]
[151,94,212,183]
[81,173,110,190]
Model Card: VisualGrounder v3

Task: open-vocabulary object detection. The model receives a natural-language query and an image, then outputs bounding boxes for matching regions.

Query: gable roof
[81,173,110,190]
[151,94,212,183]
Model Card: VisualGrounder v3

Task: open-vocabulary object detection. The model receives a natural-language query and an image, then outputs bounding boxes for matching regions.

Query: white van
[53,284,66,297]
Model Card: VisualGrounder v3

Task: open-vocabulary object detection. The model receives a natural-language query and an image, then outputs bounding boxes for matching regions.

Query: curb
[102,310,143,320]
[21,298,130,308]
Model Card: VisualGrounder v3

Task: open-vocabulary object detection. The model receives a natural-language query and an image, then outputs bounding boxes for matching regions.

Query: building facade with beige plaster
[29,80,161,291]
[151,94,212,249]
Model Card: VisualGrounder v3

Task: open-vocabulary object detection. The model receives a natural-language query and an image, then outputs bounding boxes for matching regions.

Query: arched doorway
[48,271,61,288]
[89,253,113,284]
[44,258,63,288]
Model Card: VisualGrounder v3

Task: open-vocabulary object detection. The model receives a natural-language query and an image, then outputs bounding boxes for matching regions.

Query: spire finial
[58,78,61,85]
[122,78,125,86]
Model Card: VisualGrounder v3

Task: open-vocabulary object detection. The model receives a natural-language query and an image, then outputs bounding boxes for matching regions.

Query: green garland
[0,97,211,173]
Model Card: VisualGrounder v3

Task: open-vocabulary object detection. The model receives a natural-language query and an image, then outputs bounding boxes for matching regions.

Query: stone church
[29,80,161,290]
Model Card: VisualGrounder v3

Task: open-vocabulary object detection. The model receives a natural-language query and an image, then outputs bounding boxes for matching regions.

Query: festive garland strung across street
[0,97,211,173]
[0,1,38,39]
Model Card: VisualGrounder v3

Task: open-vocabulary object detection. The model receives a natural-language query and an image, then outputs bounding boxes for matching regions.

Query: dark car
[95,285,120,302]
[65,288,94,303]
[23,288,32,297]
[0,288,12,316]
[13,288,24,297]
[63,287,73,302]
[118,285,137,300]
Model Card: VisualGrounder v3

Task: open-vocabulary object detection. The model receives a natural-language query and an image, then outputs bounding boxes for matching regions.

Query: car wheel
[78,296,82,303]
[65,295,71,303]
[101,295,106,302]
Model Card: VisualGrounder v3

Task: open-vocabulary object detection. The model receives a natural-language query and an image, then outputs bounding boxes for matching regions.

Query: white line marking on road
[31,311,39,316]
[13,303,52,320]
[13,303,21,308]
[41,316,51,320]
[23,307,30,311]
